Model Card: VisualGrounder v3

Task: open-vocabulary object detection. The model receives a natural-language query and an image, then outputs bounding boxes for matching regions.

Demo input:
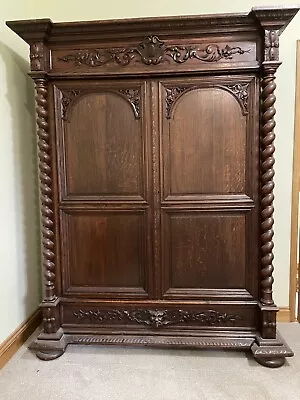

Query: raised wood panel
[61,210,149,298]
[56,85,147,201]
[162,211,247,295]
[161,84,247,199]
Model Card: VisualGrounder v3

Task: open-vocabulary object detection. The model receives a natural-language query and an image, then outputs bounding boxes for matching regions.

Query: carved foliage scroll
[58,36,250,68]
[60,88,141,121]
[73,309,241,328]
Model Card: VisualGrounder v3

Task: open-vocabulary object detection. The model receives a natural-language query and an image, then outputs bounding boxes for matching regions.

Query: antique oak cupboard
[7,6,299,368]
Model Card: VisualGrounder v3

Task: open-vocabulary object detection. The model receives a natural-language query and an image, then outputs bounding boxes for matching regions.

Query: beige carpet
[0,323,300,400]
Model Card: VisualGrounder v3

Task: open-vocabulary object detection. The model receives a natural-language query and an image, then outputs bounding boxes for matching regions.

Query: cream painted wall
[0,2,41,344]
[1,1,299,343]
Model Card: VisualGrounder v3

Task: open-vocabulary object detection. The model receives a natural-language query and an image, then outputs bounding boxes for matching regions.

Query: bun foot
[254,357,285,368]
[36,349,64,361]
[251,331,293,368]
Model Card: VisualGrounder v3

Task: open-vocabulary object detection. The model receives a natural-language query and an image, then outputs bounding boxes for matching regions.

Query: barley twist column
[35,78,56,304]
[260,65,279,306]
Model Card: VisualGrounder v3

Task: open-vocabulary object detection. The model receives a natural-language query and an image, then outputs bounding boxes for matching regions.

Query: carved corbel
[264,30,279,62]
[29,41,50,72]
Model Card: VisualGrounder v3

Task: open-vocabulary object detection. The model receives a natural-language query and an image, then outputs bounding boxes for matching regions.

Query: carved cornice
[60,87,141,120]
[251,6,299,62]
[7,8,299,46]
[73,309,240,328]
[58,37,250,68]
[251,6,299,33]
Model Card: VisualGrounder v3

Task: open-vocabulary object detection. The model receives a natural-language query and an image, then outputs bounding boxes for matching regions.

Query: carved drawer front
[54,82,148,201]
[62,303,258,330]
[60,209,150,298]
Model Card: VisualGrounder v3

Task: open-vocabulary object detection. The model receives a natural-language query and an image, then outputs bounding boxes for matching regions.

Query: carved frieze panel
[58,36,250,68]
[73,309,241,328]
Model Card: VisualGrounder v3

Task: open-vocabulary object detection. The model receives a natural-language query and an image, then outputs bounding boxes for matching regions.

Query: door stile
[149,80,163,299]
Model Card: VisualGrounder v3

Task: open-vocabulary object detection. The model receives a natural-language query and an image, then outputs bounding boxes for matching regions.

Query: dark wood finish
[162,82,247,197]
[163,212,246,290]
[6,6,299,367]
[55,81,147,200]
[61,210,149,297]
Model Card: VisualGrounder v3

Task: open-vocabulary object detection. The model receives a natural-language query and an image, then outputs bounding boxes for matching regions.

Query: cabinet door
[54,80,153,298]
[159,77,259,300]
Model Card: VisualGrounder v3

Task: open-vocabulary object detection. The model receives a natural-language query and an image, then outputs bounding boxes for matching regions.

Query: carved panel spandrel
[118,88,141,118]
[57,36,251,68]
[61,89,81,121]
[60,87,141,121]
[73,309,241,328]
[165,87,190,118]
[225,83,250,112]
[165,83,250,118]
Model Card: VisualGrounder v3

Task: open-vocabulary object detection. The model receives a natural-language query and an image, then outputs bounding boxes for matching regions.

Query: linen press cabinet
[7,6,299,367]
